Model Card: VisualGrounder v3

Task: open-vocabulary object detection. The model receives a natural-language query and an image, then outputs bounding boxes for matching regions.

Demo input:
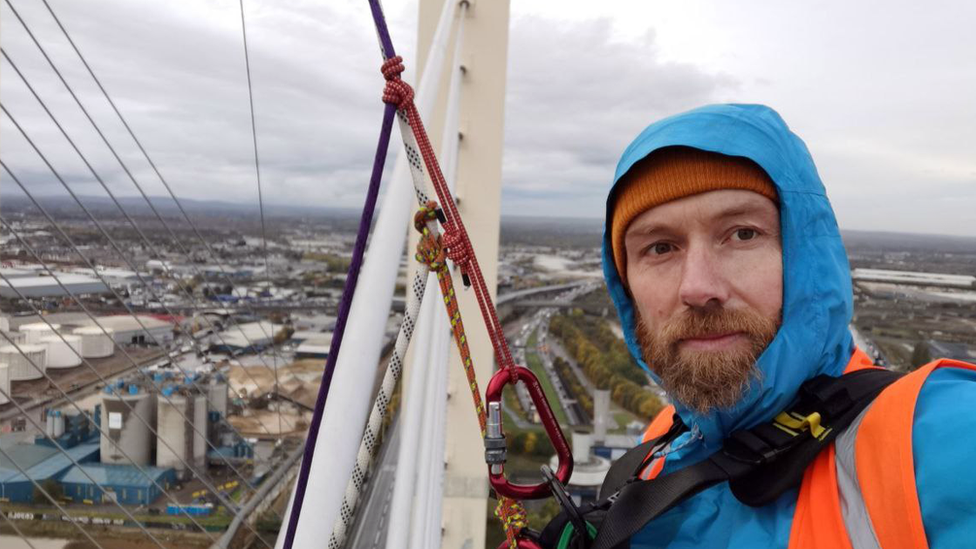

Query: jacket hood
[602,103,854,449]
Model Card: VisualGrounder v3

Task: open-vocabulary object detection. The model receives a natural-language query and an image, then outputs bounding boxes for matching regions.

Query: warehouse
[0,441,100,503]
[210,320,275,353]
[80,315,175,346]
[294,333,333,359]
[0,274,110,298]
[61,463,176,505]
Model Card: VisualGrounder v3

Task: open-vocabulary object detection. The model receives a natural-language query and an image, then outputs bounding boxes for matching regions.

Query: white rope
[414,9,467,544]
[327,267,428,548]
[325,2,470,545]
[281,1,463,546]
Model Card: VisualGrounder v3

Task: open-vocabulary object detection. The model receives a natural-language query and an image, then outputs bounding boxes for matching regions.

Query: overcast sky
[2,0,974,236]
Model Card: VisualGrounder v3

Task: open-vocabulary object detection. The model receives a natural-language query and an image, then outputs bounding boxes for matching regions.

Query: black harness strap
[591,368,902,549]
[598,414,688,501]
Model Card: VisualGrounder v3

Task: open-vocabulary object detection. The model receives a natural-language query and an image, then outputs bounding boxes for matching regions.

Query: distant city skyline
[1,0,974,236]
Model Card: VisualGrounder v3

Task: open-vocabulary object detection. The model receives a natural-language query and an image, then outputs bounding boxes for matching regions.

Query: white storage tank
[73,327,115,358]
[1,331,26,346]
[0,363,9,405]
[54,410,65,437]
[40,334,83,369]
[0,344,47,381]
[101,384,155,466]
[18,323,60,344]
[156,385,208,478]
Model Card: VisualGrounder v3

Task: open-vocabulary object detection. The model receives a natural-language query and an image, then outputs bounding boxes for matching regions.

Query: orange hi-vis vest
[640,348,976,549]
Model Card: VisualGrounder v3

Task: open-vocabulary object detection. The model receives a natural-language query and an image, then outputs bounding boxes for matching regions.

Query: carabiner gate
[484,366,574,500]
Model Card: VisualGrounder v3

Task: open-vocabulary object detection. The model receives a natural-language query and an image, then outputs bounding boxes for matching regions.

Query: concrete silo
[100,383,155,466]
[18,323,60,344]
[40,334,83,369]
[207,376,229,418]
[72,327,115,358]
[156,385,208,479]
[0,344,47,381]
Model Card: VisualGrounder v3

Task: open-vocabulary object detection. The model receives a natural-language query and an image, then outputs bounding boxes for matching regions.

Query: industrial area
[4,204,976,549]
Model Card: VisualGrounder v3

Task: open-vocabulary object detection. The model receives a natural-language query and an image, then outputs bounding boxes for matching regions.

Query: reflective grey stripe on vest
[835,403,882,549]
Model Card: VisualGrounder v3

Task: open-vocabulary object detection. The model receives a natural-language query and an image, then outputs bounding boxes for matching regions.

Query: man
[600,104,976,547]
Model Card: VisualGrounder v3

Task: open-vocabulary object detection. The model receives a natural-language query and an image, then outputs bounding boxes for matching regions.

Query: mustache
[657,307,779,347]
[636,306,779,414]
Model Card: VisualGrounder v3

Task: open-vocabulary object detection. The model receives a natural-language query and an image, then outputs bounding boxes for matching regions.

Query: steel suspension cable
[0,95,283,447]
[23,0,290,377]
[0,337,171,548]
[0,91,289,493]
[0,38,288,451]
[0,443,105,549]
[0,322,218,544]
[237,0,282,438]
[0,212,269,546]
[0,229,257,538]
[2,166,275,549]
[0,20,292,458]
[0,506,38,549]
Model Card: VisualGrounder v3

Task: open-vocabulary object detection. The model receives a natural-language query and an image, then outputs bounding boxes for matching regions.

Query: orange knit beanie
[610,147,778,282]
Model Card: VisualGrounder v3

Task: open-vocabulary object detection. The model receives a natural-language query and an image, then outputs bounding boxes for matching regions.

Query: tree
[910,340,932,371]
[33,478,62,503]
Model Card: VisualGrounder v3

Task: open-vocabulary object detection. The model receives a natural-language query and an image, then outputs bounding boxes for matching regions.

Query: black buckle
[723,430,780,465]
[542,464,589,543]
[797,375,854,420]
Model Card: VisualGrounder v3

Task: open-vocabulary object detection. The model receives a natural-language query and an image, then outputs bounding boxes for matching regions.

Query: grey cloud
[501,16,737,218]
[1,0,418,210]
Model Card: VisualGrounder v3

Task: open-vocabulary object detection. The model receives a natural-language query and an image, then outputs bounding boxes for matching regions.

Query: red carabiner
[484,366,573,500]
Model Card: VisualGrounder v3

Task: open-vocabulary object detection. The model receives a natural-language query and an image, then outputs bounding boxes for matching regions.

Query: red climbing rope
[382,56,517,376]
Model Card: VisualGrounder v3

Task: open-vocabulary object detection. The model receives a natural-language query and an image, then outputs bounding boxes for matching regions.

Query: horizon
[5,193,976,244]
[1,1,974,237]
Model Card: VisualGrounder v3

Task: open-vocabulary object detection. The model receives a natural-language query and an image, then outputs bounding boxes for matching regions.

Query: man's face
[624,189,783,414]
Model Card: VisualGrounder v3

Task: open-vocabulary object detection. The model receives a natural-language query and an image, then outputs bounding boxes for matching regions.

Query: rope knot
[442,224,473,286]
[381,55,414,110]
[495,498,528,546]
[414,203,446,270]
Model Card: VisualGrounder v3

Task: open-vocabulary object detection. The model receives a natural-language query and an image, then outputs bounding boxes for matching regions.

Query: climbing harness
[530,368,903,549]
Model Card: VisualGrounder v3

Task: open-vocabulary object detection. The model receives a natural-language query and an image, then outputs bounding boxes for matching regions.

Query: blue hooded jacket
[601,104,976,547]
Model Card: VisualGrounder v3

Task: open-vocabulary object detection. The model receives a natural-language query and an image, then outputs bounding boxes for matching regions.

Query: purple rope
[281,2,398,545]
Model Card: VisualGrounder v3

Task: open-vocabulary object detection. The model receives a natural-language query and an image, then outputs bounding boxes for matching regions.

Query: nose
[678,244,729,309]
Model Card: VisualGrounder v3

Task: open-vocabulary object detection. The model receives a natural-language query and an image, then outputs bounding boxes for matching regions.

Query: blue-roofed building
[61,463,176,505]
[0,442,100,503]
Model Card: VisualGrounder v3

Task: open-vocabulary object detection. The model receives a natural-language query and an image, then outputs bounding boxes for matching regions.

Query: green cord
[556,521,598,549]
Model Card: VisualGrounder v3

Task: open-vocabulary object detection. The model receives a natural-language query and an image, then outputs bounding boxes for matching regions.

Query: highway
[346,280,600,543]
[348,418,401,549]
